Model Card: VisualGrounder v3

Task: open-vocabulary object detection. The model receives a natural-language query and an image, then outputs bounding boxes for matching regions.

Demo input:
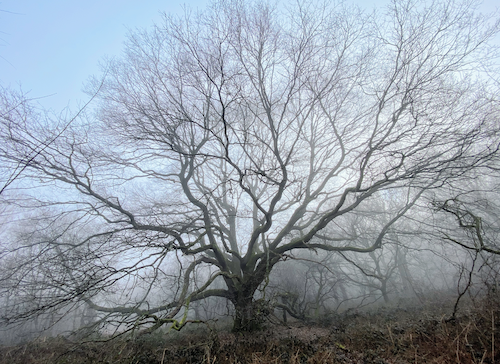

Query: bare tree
[0,82,103,196]
[1,0,499,333]
[0,85,40,195]
[269,251,346,323]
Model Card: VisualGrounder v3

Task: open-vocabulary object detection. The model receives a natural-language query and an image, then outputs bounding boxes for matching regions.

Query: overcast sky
[0,0,498,114]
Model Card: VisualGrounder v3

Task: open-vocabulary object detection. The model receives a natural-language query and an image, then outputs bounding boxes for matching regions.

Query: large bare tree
[1,0,499,333]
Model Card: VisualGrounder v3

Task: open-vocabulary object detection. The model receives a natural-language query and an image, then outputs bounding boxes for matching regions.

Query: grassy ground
[1,296,498,363]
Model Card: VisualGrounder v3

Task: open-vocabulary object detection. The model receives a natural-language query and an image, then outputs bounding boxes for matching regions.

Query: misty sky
[0,0,210,113]
[0,0,498,114]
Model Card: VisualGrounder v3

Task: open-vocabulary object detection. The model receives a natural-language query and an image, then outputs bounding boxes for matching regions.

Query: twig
[492,310,495,363]
[161,348,166,364]
[480,350,487,364]
[0,72,106,195]
[409,333,417,364]
[387,324,395,348]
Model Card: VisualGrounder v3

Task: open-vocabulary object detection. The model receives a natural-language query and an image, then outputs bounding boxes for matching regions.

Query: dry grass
[0,296,498,363]
[333,294,500,364]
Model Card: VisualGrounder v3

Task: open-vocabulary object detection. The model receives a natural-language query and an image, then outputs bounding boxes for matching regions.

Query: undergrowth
[0,295,498,363]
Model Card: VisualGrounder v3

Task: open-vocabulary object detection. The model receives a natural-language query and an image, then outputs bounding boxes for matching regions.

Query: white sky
[0,0,498,114]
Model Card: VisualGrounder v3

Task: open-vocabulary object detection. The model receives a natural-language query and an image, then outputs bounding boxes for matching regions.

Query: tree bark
[230,278,271,332]
[232,298,269,332]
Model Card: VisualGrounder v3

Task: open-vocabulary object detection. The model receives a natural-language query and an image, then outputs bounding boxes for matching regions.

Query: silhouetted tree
[1,0,499,333]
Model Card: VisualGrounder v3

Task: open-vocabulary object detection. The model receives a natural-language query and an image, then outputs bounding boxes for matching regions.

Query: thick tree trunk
[232,297,270,332]
[228,267,274,332]
[233,300,260,332]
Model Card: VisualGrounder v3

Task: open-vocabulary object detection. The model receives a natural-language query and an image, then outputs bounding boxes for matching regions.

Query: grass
[0,294,498,363]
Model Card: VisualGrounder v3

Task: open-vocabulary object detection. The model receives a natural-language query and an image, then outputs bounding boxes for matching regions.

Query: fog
[0,0,499,348]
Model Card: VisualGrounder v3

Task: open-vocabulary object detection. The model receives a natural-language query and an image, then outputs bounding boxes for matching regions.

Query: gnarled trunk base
[232,298,271,332]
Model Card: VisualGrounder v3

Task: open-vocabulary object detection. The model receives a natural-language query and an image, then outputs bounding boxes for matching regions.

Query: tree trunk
[381,280,390,303]
[232,297,270,332]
